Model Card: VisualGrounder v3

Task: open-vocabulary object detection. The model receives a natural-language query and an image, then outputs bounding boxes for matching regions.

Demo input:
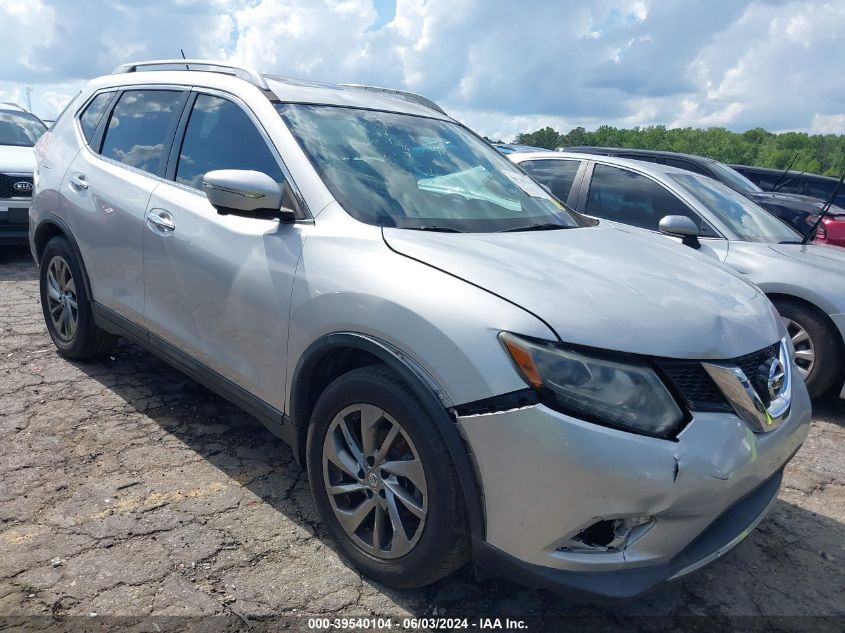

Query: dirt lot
[1,245,843,631]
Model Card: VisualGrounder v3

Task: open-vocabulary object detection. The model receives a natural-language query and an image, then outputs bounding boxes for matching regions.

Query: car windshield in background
[708,160,762,194]
[672,173,801,243]
[0,110,47,147]
[277,104,583,232]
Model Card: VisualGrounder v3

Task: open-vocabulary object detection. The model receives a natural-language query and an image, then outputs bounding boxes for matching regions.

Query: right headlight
[499,332,685,438]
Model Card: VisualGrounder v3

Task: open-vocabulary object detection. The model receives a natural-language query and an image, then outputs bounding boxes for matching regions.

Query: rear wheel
[39,236,119,359]
[306,365,469,588]
[772,298,842,398]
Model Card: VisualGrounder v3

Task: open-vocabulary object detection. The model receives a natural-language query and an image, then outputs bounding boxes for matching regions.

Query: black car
[730,164,845,208]
[565,146,840,238]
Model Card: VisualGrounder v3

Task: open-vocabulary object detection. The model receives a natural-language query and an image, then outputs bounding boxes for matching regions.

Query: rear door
[142,90,308,411]
[61,88,187,323]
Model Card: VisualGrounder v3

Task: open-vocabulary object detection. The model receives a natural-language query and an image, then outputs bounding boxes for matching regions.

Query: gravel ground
[1,245,843,632]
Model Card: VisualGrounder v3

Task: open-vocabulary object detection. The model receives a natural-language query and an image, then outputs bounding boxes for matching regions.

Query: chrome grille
[656,343,780,411]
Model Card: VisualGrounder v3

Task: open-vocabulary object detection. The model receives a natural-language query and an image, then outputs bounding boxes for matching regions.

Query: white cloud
[0,0,843,138]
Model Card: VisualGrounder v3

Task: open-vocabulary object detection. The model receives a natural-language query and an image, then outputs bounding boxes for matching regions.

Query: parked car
[31,60,811,600]
[0,102,47,245]
[728,164,845,247]
[731,164,845,207]
[741,190,845,248]
[493,143,554,155]
[510,150,845,399]
[565,147,841,244]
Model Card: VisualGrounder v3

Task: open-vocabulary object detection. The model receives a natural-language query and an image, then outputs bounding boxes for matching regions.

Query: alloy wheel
[46,256,78,342]
[322,404,428,559]
[783,317,815,380]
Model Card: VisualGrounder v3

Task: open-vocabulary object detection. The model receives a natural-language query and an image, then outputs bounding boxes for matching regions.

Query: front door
[142,92,307,410]
[579,162,730,261]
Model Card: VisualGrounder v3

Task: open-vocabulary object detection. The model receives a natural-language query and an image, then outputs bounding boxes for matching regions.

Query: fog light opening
[559,516,654,553]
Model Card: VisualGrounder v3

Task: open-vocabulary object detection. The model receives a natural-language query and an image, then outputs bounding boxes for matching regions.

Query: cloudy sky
[0,0,842,141]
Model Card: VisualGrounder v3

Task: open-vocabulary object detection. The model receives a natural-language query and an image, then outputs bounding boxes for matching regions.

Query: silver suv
[30,60,811,599]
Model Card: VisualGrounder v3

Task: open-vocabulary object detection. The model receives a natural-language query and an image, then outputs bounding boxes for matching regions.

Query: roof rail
[112,59,269,91]
[339,84,446,115]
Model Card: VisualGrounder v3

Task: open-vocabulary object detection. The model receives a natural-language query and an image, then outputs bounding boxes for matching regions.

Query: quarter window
[520,159,581,202]
[176,94,284,190]
[586,164,717,236]
[79,92,114,144]
[100,90,185,174]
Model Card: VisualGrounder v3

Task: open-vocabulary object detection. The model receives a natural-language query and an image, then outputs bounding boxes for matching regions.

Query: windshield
[277,104,585,232]
[0,110,47,147]
[708,160,761,194]
[671,173,801,243]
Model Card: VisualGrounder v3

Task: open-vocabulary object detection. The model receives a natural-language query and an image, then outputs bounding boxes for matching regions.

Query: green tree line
[511,125,845,177]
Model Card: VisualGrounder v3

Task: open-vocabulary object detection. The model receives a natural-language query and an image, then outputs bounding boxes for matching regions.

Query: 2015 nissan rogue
[29,61,811,600]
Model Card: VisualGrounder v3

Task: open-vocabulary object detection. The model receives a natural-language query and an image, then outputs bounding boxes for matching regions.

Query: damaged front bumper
[459,379,811,599]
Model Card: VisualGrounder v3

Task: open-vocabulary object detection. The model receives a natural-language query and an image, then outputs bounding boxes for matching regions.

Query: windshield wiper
[406,225,466,233]
[499,223,569,233]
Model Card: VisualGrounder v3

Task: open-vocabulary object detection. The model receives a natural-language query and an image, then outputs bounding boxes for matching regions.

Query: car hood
[747,190,845,215]
[0,144,34,173]
[767,241,845,272]
[383,224,781,359]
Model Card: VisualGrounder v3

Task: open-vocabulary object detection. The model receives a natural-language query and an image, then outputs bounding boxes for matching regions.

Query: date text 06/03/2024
[306,617,528,629]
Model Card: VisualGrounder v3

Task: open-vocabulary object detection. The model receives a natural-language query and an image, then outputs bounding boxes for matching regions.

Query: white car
[0,102,47,245]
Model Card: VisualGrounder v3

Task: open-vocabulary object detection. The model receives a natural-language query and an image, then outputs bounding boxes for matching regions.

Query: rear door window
[79,92,115,144]
[520,159,582,202]
[586,164,719,236]
[100,90,185,175]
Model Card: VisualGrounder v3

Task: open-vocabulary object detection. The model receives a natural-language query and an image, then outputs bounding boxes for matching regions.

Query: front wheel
[773,298,843,399]
[306,365,469,589]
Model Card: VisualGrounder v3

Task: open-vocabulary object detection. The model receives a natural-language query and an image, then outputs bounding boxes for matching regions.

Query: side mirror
[202,169,296,223]
[659,215,701,249]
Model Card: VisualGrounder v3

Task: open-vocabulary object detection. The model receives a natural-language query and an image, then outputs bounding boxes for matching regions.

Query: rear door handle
[69,173,88,190]
[146,208,176,232]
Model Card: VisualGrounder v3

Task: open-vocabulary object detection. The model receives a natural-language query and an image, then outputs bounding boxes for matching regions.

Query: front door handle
[69,173,88,190]
[147,208,176,232]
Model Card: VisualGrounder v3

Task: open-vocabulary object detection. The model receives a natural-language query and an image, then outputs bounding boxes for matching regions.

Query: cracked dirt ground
[1,245,843,629]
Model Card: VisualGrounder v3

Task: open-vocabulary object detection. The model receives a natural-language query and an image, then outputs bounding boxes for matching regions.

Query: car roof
[494,143,553,152]
[0,102,28,113]
[731,164,840,183]
[564,146,718,165]
[87,61,451,121]
[509,150,697,178]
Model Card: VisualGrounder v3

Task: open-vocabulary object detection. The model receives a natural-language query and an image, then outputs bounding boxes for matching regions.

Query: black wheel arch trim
[290,332,486,540]
[33,215,94,301]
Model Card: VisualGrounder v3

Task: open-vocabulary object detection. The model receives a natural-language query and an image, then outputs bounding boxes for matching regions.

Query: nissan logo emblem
[13,181,33,192]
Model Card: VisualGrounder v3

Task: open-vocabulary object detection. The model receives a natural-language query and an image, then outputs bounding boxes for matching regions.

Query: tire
[772,297,843,399]
[306,365,469,589]
[39,236,119,359]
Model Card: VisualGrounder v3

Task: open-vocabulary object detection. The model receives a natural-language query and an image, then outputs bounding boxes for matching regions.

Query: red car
[815,213,845,248]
